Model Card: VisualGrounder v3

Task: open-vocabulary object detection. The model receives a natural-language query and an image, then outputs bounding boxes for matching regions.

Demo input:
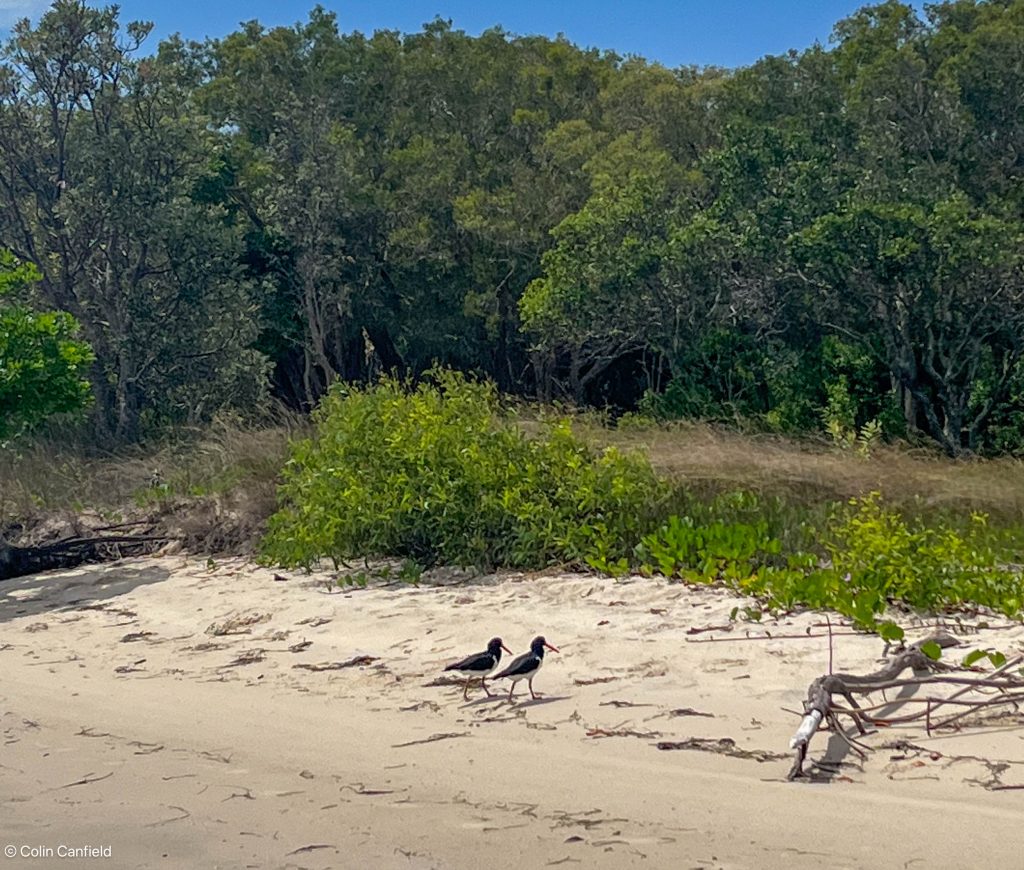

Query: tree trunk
[0,534,166,582]
[568,348,584,405]
[898,380,916,432]
[531,349,554,403]
[494,265,516,392]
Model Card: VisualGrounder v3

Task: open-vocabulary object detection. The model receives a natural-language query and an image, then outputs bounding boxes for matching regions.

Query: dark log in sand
[0,533,167,581]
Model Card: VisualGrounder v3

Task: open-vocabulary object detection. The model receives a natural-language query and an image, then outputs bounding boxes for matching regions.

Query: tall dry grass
[0,414,307,552]
[583,421,1024,522]
[5,410,1024,556]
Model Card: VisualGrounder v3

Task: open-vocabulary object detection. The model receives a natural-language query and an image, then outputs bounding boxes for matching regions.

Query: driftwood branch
[0,532,169,581]
[787,632,960,780]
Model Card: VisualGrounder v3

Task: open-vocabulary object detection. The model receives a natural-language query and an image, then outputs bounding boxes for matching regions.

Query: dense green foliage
[261,371,665,570]
[825,494,1020,619]
[0,2,266,441]
[523,0,1024,455]
[0,250,93,440]
[261,373,1023,626]
[633,491,1022,628]
[2,1,1023,454]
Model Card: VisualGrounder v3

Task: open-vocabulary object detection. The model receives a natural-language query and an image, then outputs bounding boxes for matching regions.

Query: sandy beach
[2,555,1023,869]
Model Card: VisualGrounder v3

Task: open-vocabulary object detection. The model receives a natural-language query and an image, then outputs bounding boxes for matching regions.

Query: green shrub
[826,492,1023,619]
[1,251,94,441]
[261,370,667,572]
[631,491,1023,630]
[635,514,781,583]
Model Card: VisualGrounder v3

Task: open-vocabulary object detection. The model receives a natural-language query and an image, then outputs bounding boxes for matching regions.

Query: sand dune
[2,556,1022,869]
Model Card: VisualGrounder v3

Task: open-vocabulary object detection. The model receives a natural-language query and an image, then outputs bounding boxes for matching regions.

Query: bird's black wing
[493,652,536,679]
[445,650,494,673]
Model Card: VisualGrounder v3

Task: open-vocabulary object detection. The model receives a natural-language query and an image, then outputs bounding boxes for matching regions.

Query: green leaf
[962,649,989,667]
[920,641,942,661]
[988,651,1007,668]
[877,621,905,643]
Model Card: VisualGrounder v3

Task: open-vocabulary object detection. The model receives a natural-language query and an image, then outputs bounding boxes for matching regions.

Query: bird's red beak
[544,642,560,653]
[501,644,513,655]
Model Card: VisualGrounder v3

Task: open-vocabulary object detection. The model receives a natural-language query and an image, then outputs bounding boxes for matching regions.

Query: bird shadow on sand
[461,695,509,708]
[510,695,571,709]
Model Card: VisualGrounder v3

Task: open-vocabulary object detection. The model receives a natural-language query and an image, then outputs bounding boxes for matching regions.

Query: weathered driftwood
[787,632,960,780]
[0,533,167,581]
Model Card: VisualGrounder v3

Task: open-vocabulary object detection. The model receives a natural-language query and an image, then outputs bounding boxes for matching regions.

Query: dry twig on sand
[292,655,379,671]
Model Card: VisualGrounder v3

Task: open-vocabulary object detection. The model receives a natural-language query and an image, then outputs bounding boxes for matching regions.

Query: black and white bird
[492,635,559,702]
[443,637,513,700]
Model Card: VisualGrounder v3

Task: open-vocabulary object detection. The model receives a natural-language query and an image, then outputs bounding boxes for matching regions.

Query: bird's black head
[488,637,513,657]
[531,635,560,656]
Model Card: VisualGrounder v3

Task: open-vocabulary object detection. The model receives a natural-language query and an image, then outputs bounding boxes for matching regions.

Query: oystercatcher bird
[492,635,559,702]
[444,637,513,700]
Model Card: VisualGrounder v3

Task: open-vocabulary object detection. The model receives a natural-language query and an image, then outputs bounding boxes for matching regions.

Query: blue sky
[2,1,890,68]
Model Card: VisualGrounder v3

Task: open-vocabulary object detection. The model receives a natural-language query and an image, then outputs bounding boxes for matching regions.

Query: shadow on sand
[461,694,509,708]
[0,562,170,625]
[808,680,923,783]
[510,694,570,709]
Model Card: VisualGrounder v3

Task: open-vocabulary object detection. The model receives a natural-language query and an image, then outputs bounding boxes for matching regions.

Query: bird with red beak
[443,637,514,700]
[492,636,559,702]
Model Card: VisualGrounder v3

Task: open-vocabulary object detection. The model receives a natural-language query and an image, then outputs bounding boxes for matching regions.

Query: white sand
[2,556,1022,869]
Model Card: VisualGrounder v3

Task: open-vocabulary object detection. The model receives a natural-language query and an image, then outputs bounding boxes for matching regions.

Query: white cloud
[0,0,52,28]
